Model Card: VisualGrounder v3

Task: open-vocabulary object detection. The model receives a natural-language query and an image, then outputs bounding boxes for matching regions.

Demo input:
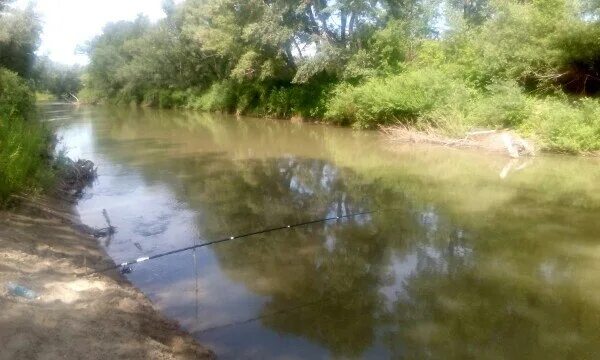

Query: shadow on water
[49,104,600,359]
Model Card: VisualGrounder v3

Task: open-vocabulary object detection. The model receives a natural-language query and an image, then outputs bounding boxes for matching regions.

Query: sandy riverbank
[0,195,214,360]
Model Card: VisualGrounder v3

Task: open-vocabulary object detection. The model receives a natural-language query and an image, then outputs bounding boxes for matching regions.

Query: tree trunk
[340,10,347,44]
[349,12,356,38]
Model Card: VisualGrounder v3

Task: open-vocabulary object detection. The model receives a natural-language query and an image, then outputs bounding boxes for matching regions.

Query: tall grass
[325,68,474,130]
[188,81,238,112]
[324,66,600,152]
[520,98,600,153]
[0,119,53,202]
[0,68,53,204]
[186,80,331,119]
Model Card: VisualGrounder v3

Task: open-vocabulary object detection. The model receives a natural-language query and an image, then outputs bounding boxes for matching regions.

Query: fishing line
[82,209,380,276]
[195,295,330,334]
[194,282,372,334]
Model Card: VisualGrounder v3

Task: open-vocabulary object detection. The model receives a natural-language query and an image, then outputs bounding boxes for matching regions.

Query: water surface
[47,103,600,359]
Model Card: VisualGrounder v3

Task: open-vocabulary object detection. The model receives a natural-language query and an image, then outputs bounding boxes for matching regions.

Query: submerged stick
[102,209,112,228]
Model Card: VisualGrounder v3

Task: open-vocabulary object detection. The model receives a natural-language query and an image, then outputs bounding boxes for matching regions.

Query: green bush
[78,86,105,105]
[235,83,264,114]
[520,98,600,153]
[186,80,330,119]
[466,81,531,128]
[0,118,52,202]
[263,83,331,119]
[0,68,35,118]
[264,87,292,117]
[0,68,53,204]
[189,81,238,112]
[158,90,188,109]
[140,89,158,107]
[325,68,473,129]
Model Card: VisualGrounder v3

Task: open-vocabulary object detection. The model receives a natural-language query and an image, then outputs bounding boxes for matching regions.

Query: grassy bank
[85,73,600,155]
[0,68,54,204]
[80,0,600,155]
[324,70,600,154]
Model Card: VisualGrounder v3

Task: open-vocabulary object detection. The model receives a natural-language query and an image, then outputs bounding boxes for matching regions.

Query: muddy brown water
[46,103,600,359]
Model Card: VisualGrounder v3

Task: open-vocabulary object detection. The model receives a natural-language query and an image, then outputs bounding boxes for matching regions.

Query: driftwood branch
[381,125,535,157]
[56,158,97,198]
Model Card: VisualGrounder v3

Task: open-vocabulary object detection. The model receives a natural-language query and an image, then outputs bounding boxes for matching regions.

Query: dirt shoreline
[0,194,214,360]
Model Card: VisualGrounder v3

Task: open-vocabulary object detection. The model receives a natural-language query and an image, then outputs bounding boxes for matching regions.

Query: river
[46,102,600,359]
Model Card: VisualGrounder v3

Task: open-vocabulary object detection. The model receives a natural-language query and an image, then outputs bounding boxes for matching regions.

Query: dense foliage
[32,56,83,100]
[0,2,40,77]
[0,1,53,203]
[83,0,600,153]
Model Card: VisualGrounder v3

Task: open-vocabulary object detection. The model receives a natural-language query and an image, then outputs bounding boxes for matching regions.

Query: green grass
[520,98,600,153]
[324,66,600,153]
[188,81,238,112]
[35,92,56,102]
[324,68,474,130]
[185,80,331,119]
[0,118,54,203]
[0,68,54,205]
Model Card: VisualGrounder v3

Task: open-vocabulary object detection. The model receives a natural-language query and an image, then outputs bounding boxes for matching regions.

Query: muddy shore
[0,194,214,360]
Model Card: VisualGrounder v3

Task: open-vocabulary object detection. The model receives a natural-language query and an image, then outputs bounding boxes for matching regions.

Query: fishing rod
[83,209,379,277]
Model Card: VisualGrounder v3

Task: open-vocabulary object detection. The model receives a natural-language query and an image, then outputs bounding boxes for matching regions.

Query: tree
[0,0,10,12]
[32,56,83,98]
[449,0,490,24]
[0,3,41,78]
[84,16,152,101]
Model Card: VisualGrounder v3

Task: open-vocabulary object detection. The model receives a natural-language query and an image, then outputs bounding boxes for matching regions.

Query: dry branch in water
[381,125,480,148]
[56,158,97,198]
[381,125,535,158]
[54,158,116,237]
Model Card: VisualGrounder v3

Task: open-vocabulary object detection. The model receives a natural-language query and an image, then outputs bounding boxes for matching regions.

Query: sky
[14,0,177,65]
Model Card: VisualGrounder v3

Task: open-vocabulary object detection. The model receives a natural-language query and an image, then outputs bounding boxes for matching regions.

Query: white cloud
[14,0,176,65]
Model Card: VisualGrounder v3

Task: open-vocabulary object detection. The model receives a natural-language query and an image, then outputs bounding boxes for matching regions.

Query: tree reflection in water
[140,152,473,358]
[70,106,600,359]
